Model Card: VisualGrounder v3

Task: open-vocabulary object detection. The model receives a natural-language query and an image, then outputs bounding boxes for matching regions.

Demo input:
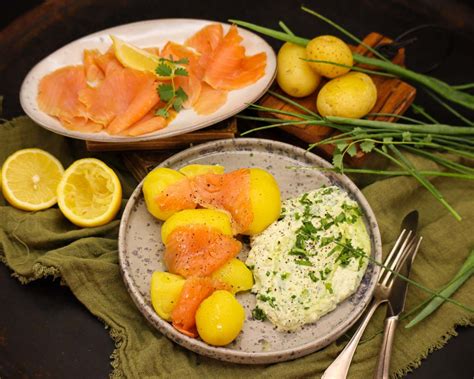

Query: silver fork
[321,229,418,379]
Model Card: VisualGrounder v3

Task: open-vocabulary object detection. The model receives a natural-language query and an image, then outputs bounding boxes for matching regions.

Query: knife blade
[386,246,413,317]
[388,210,418,316]
[373,211,421,379]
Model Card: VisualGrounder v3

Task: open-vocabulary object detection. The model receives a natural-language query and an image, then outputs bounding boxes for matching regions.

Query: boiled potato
[277,42,321,97]
[306,35,353,78]
[244,168,281,236]
[317,72,377,118]
[150,271,185,321]
[161,208,233,244]
[179,164,224,177]
[195,290,245,346]
[143,168,187,221]
[211,258,253,294]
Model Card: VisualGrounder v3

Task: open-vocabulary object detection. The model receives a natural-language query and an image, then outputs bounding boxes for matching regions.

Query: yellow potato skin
[277,42,321,98]
[306,36,353,78]
[178,164,224,177]
[211,258,254,294]
[161,209,233,245]
[317,72,377,119]
[195,290,245,346]
[150,271,185,321]
[142,168,186,221]
[243,168,281,236]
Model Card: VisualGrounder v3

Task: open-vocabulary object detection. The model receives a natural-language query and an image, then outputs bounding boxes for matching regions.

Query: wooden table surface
[1,0,473,378]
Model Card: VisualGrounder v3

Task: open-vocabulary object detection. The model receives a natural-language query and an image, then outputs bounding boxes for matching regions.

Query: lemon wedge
[111,35,161,75]
[57,158,122,227]
[1,148,64,211]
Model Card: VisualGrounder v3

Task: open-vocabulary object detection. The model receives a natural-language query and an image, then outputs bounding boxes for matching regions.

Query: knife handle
[373,316,399,379]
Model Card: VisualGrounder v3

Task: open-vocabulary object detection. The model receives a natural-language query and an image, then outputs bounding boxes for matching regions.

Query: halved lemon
[1,148,64,211]
[57,158,122,227]
[111,35,162,75]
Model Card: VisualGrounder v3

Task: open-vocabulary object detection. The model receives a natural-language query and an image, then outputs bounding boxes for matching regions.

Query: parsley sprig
[155,56,189,118]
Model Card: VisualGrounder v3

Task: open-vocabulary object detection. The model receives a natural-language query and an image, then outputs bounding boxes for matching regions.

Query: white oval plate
[118,139,382,364]
[19,19,276,142]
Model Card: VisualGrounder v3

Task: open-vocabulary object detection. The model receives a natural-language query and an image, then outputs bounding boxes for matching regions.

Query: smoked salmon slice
[203,25,266,91]
[171,276,227,337]
[123,110,168,136]
[164,225,242,278]
[83,49,105,84]
[156,177,197,212]
[191,168,253,233]
[156,168,253,233]
[185,23,224,75]
[94,49,123,76]
[193,82,227,115]
[78,67,159,133]
[37,66,95,130]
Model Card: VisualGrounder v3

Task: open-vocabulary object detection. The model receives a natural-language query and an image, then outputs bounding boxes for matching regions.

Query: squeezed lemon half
[111,35,161,75]
[57,158,122,227]
[1,148,64,211]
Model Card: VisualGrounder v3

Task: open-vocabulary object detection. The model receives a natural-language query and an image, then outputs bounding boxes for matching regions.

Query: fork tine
[379,229,407,275]
[411,237,423,264]
[386,236,423,286]
[392,235,418,274]
[380,230,413,286]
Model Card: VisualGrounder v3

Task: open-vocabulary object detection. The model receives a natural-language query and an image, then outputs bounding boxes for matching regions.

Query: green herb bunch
[155,56,190,118]
[230,7,474,221]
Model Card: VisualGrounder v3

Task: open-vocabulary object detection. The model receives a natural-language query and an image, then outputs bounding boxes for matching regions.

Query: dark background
[1,0,473,377]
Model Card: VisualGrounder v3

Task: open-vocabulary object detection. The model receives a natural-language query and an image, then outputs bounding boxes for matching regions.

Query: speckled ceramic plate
[118,138,382,364]
[19,19,276,143]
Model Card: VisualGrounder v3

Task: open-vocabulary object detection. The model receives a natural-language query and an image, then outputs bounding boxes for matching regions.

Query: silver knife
[373,217,422,379]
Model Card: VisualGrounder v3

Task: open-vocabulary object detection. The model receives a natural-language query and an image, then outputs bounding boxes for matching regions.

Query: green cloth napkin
[1,117,473,378]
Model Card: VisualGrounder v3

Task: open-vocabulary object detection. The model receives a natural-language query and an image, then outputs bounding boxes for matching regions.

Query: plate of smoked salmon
[118,139,382,364]
[20,19,276,142]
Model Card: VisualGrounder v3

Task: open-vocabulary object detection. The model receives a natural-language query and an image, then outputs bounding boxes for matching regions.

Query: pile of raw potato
[277,36,377,118]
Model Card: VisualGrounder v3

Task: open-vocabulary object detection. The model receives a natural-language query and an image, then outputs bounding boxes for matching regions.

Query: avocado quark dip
[246,186,370,331]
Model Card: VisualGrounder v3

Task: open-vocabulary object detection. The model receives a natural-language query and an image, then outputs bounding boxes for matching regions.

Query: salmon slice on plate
[164,224,242,278]
[203,25,266,90]
[193,82,228,116]
[37,66,103,132]
[185,23,224,75]
[171,276,227,337]
[156,168,254,233]
[78,67,159,133]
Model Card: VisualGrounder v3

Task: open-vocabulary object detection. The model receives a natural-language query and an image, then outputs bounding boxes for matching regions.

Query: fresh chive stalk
[405,249,474,328]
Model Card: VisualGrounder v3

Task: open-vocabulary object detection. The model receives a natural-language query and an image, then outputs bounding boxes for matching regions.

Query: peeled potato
[211,258,253,294]
[195,290,245,346]
[317,72,377,119]
[143,168,186,221]
[306,35,353,78]
[161,208,233,244]
[150,271,185,321]
[277,42,321,97]
[178,164,224,177]
[244,168,281,236]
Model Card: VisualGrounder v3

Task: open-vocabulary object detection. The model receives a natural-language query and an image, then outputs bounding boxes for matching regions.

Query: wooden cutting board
[259,32,417,166]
